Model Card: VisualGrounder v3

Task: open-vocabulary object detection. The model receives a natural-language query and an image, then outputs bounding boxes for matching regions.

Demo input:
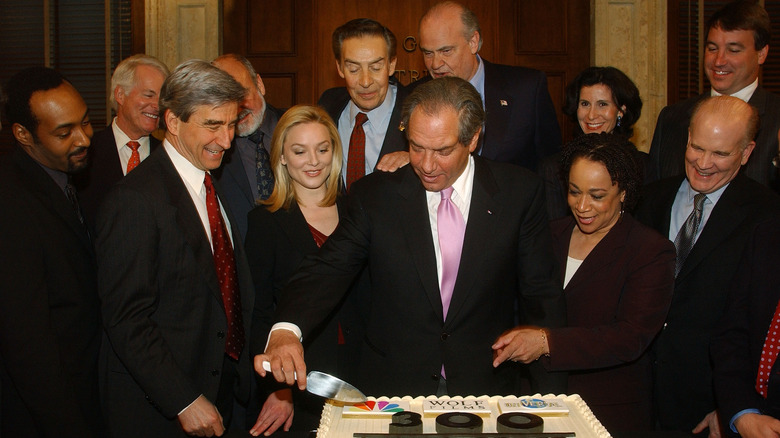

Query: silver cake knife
[262,361,367,403]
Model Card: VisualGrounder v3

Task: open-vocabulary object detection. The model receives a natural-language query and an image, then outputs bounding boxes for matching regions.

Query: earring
[616,114,622,127]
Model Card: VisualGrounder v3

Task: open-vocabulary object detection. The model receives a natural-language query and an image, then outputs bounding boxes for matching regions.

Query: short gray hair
[110,54,170,110]
[158,59,246,130]
[401,76,484,146]
[212,54,259,87]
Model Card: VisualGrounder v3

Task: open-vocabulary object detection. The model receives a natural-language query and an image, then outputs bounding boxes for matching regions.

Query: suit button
[217,331,225,338]
[211,369,219,376]
[441,333,449,341]
[431,373,439,380]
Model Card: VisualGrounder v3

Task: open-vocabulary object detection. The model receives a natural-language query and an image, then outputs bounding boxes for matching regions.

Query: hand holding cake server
[257,76,566,397]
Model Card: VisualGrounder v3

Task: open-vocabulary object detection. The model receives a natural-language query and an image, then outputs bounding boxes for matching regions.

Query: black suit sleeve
[0,195,97,436]
[96,185,201,418]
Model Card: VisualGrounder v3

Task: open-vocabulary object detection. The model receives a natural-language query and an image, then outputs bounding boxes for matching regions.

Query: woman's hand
[492,326,550,366]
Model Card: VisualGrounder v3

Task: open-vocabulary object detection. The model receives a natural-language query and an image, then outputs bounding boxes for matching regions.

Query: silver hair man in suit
[96,60,255,437]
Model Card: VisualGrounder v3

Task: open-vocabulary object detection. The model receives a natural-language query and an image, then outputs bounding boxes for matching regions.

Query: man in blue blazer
[415,1,561,172]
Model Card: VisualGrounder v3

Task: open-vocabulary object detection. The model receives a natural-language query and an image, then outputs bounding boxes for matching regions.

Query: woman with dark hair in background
[540,66,648,219]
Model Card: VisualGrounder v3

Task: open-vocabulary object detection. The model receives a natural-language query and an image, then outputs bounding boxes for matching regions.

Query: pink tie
[438,186,465,320]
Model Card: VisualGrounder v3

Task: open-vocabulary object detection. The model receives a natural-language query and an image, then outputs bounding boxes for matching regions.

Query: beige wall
[147,0,667,152]
[592,0,667,152]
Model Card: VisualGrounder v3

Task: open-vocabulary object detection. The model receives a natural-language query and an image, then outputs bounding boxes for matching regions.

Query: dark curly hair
[562,66,642,138]
[559,132,642,210]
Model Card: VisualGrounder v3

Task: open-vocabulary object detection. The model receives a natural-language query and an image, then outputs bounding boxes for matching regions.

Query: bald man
[637,96,780,435]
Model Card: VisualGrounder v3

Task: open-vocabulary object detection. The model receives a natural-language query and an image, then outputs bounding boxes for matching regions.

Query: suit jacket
[96,146,255,437]
[0,147,102,437]
[74,125,161,228]
[410,60,561,172]
[274,157,565,397]
[547,214,675,431]
[712,215,780,436]
[317,78,409,166]
[635,174,780,431]
[213,104,284,240]
[245,199,366,430]
[648,87,780,190]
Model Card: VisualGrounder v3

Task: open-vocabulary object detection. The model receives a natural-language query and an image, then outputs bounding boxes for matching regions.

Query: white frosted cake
[318,394,611,437]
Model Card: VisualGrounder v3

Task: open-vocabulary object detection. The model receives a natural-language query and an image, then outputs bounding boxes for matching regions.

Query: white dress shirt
[112,117,152,175]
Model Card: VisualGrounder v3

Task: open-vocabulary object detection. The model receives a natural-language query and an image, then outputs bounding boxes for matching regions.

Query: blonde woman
[245,105,363,435]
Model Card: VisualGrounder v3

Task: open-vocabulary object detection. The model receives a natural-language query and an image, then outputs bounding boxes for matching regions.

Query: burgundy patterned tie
[757,299,780,397]
[346,112,368,191]
[204,173,245,360]
[126,141,141,173]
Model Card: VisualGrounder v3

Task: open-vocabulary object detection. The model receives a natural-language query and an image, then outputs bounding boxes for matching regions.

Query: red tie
[346,112,368,191]
[204,173,245,360]
[757,299,780,397]
[126,141,141,174]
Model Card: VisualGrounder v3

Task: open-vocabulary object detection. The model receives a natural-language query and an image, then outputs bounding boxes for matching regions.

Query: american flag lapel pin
[499,100,508,106]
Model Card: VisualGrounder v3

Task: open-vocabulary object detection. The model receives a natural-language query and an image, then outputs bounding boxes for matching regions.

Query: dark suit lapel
[481,61,510,159]
[397,167,442,321]
[565,214,631,292]
[276,203,319,255]
[221,145,255,205]
[677,176,749,280]
[377,84,408,162]
[749,87,768,117]
[13,148,93,255]
[445,159,502,325]
[156,150,222,302]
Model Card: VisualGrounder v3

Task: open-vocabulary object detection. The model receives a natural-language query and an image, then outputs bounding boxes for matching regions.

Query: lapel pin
[487,210,493,215]
[499,100,508,106]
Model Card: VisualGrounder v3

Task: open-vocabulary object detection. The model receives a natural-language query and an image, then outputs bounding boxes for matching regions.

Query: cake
[318,394,611,437]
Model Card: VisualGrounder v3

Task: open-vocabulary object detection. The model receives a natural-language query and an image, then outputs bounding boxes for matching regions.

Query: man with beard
[75,54,169,225]
[212,54,284,239]
[0,67,102,436]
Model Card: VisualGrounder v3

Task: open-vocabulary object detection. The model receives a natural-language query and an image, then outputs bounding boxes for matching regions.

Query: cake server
[262,361,367,403]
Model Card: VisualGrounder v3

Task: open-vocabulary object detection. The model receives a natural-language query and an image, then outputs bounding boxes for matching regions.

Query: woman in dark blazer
[245,105,364,435]
[494,133,675,432]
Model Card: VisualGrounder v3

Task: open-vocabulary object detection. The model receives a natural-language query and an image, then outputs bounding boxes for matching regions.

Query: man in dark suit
[416,1,561,172]
[649,1,780,191]
[0,67,102,436]
[212,54,284,239]
[96,60,255,437]
[258,77,565,397]
[636,96,780,436]
[74,54,169,225]
[318,18,410,187]
[712,215,780,438]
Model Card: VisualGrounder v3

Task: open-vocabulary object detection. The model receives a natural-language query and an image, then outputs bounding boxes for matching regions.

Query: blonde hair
[264,105,343,212]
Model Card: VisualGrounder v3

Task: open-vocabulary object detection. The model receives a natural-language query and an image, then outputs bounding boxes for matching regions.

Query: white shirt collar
[711,78,758,102]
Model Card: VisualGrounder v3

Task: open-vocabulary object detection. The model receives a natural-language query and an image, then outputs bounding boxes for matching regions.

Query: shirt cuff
[178,394,202,416]
[266,323,303,352]
[731,408,762,433]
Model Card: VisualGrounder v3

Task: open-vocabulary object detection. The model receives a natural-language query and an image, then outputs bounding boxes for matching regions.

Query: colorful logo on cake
[350,401,404,413]
[519,399,549,409]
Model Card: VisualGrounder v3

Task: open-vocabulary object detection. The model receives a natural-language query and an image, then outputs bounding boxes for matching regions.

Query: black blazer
[648,87,780,190]
[274,157,565,397]
[635,174,780,431]
[213,103,284,240]
[712,215,780,436]
[317,78,409,165]
[245,199,366,430]
[96,146,255,437]
[74,125,161,228]
[547,214,675,431]
[0,147,102,437]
